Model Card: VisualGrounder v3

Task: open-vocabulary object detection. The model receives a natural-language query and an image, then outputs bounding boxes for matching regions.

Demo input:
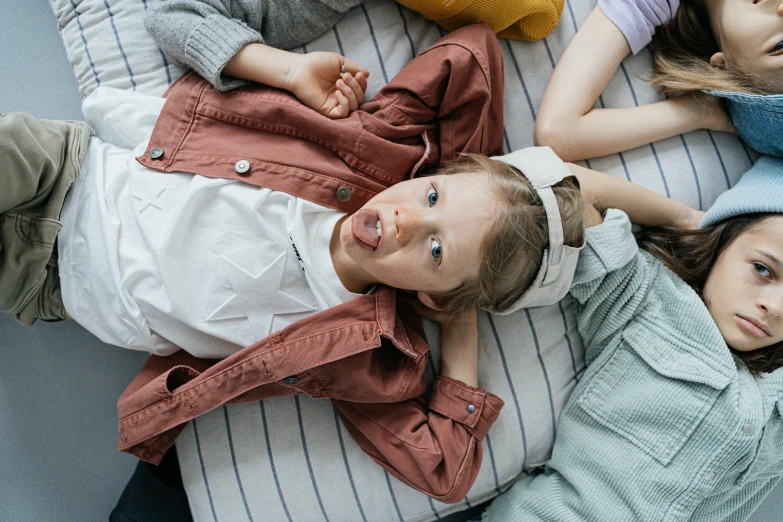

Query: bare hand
[286,52,370,119]
[693,92,737,135]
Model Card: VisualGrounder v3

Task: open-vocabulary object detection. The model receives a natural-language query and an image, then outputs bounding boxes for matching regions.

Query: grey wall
[0,1,780,521]
[1,3,147,520]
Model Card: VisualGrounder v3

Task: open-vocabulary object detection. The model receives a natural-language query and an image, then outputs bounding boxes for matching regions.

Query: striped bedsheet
[49,0,753,520]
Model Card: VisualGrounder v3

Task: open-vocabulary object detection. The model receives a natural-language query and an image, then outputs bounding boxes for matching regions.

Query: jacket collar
[374,286,422,359]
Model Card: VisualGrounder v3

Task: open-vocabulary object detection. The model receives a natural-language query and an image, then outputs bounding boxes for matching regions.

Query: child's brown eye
[428,187,438,206]
[771,41,783,54]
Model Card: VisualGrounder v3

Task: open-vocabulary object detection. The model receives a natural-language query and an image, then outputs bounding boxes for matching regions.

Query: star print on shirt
[132,185,169,213]
[206,250,315,339]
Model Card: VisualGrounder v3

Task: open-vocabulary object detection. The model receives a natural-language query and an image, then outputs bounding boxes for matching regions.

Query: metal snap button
[742,424,755,436]
[467,404,476,414]
[149,147,164,159]
[336,186,352,202]
[235,160,250,174]
[282,376,299,385]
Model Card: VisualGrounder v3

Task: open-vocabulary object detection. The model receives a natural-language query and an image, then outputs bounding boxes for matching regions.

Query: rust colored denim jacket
[120,24,505,503]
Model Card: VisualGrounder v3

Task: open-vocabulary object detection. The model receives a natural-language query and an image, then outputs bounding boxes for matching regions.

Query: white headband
[487,147,584,315]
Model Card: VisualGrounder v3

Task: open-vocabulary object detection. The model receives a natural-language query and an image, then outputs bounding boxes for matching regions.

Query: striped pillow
[50,0,753,520]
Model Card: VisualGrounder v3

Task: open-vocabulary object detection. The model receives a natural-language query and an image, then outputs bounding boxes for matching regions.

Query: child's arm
[223,43,370,118]
[535,6,734,161]
[438,315,479,387]
[423,308,479,387]
[145,0,369,118]
[331,308,501,503]
[569,163,703,229]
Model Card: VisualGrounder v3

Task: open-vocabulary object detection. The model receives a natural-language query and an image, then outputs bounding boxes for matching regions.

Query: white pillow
[50,0,185,97]
[49,0,753,520]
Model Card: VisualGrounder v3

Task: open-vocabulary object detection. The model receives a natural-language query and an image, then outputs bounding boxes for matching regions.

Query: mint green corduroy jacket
[486,209,783,522]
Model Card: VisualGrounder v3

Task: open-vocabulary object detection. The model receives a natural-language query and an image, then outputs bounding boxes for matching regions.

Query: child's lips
[351,208,382,251]
[736,315,771,339]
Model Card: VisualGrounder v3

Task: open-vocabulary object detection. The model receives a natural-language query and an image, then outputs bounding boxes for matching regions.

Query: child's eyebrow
[441,177,455,272]
[438,176,448,204]
[754,249,783,271]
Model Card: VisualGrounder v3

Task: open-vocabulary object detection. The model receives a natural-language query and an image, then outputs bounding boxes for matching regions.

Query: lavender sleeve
[597,0,679,54]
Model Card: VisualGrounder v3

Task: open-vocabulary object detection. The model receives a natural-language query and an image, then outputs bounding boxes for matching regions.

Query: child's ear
[416,291,443,312]
[710,52,727,70]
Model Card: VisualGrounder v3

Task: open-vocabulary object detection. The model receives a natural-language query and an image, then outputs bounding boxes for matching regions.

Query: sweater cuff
[185,14,264,91]
[581,208,639,272]
[429,376,504,440]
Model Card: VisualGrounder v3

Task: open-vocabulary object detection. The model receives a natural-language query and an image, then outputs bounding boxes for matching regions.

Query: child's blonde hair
[428,154,585,314]
[651,0,775,95]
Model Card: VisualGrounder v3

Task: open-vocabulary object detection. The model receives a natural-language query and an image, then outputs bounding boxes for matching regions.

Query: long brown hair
[428,154,585,314]
[638,214,783,374]
[651,0,775,95]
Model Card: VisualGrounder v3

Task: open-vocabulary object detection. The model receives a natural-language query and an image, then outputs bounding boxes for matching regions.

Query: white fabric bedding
[49,0,753,520]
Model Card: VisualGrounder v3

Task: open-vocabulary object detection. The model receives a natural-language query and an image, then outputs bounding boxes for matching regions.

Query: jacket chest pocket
[577,343,721,466]
[736,400,783,486]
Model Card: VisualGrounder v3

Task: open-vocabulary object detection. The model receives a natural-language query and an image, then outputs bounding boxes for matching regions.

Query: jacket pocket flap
[578,343,721,466]
[623,320,733,390]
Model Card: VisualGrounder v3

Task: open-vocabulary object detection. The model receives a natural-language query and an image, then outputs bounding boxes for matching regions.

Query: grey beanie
[701,155,783,227]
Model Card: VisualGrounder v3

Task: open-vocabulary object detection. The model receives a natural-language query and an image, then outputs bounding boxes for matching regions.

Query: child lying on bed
[482,162,783,521]
[1,24,592,503]
[533,0,781,161]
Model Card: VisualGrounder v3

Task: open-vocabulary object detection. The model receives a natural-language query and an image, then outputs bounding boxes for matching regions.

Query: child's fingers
[336,78,359,112]
[328,90,350,119]
[341,72,365,104]
[341,58,370,82]
[354,72,368,94]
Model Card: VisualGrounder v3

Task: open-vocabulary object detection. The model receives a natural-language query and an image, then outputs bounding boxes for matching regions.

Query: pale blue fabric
[707,90,783,158]
[484,209,783,522]
[698,90,783,227]
[701,155,783,227]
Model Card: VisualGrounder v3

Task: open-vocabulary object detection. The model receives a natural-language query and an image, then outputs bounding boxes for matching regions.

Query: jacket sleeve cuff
[574,208,639,283]
[428,376,504,440]
[185,14,264,91]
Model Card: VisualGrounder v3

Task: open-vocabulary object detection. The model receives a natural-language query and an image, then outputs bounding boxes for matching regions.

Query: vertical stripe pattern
[294,396,330,522]
[101,0,136,89]
[223,406,253,521]
[260,401,293,522]
[332,407,368,522]
[68,0,101,89]
[192,418,218,522]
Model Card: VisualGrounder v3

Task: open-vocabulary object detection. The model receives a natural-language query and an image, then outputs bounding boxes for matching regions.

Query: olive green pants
[0,112,90,325]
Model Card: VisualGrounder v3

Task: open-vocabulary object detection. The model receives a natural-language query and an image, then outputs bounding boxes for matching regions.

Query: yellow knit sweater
[396,0,564,41]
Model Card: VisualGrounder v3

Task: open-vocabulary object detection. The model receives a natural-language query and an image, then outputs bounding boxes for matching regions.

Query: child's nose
[394,207,423,245]
[759,292,783,318]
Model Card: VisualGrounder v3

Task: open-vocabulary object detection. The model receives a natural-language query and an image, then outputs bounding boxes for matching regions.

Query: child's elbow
[533,118,576,161]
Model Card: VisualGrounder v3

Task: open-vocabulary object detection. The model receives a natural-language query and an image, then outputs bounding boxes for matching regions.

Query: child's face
[339,172,496,296]
[703,216,783,352]
[707,0,783,92]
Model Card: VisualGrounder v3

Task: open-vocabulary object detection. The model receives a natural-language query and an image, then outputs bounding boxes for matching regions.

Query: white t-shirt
[58,88,359,359]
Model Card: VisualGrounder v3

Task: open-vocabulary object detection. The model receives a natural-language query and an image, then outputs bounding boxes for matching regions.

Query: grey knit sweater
[145,0,363,91]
